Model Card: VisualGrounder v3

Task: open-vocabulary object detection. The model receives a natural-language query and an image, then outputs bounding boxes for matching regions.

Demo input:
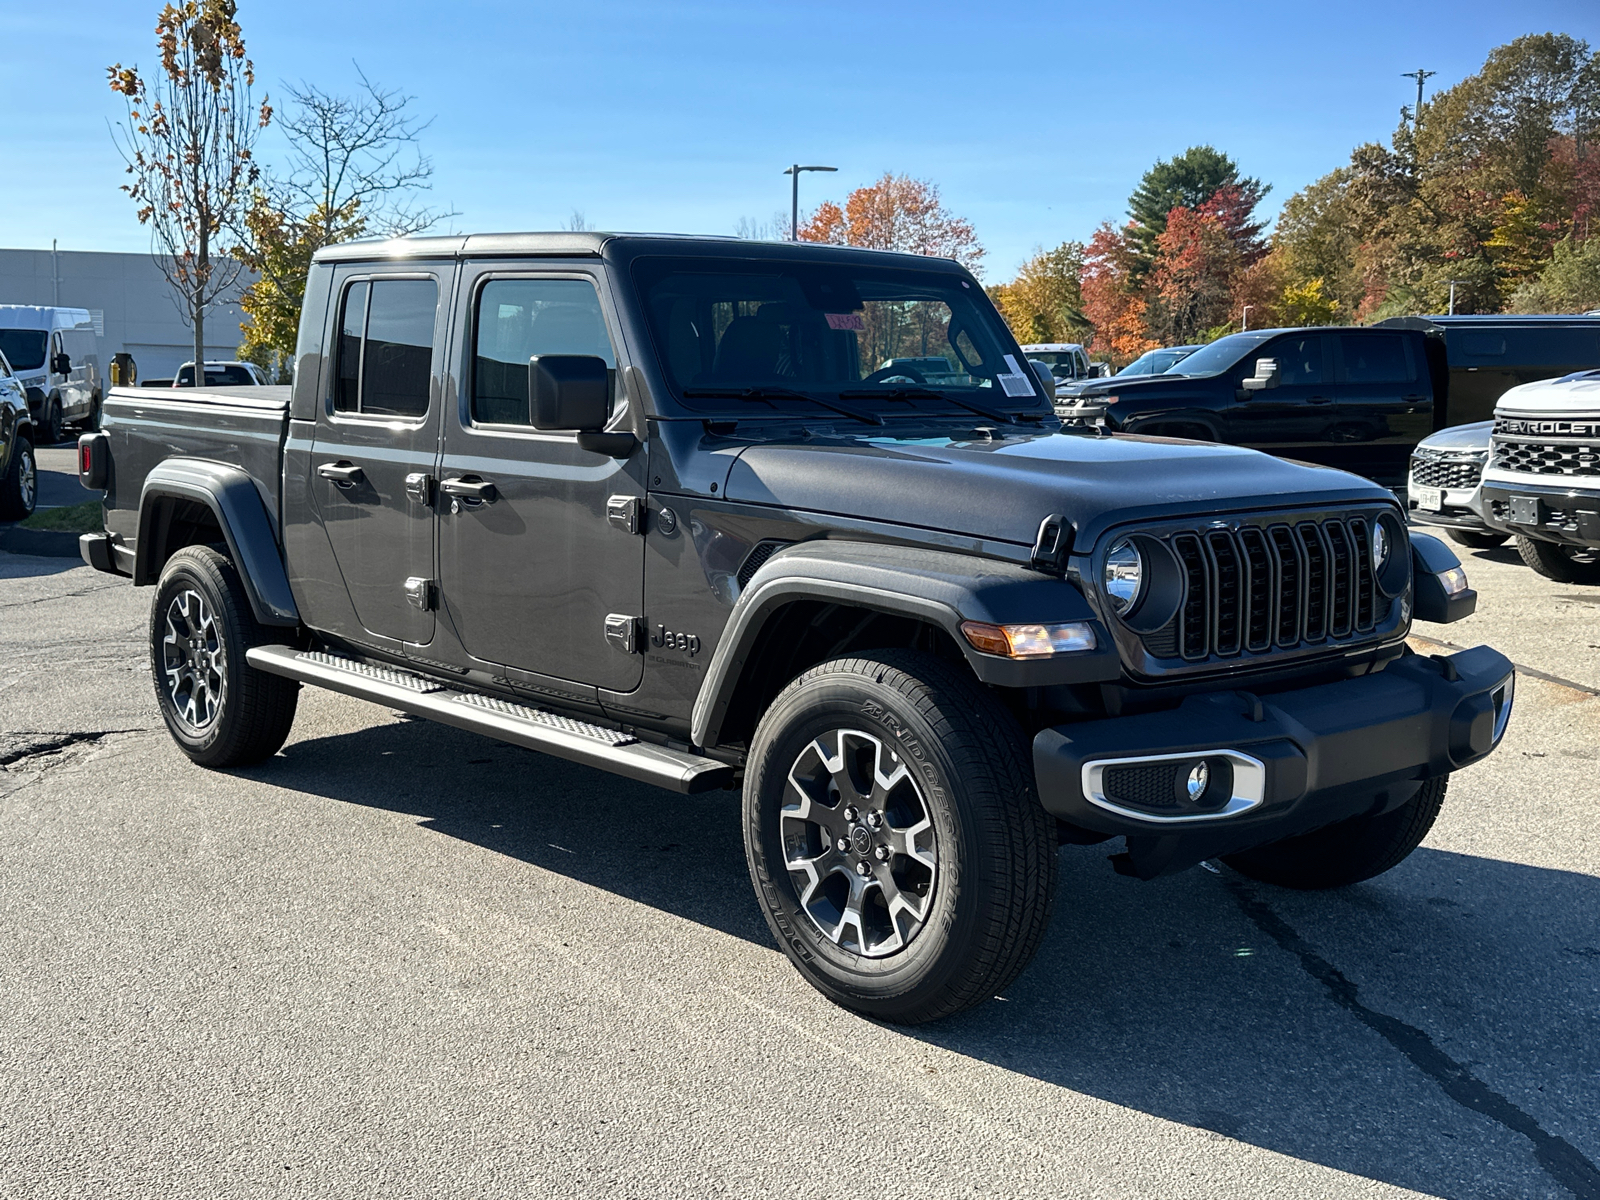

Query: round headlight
[1104,538,1144,614]
[1372,522,1391,571]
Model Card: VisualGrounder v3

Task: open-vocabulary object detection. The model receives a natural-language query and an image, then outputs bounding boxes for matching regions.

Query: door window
[1337,333,1413,383]
[1267,334,1324,385]
[471,278,617,426]
[332,278,438,417]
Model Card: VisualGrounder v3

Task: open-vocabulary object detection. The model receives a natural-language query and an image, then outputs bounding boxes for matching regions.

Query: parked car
[1061,326,1443,486]
[1375,314,1600,426]
[0,349,38,518]
[77,232,1510,1023]
[0,305,102,443]
[1407,421,1505,549]
[1020,343,1108,383]
[1116,345,1202,377]
[174,360,271,387]
[1480,369,1600,582]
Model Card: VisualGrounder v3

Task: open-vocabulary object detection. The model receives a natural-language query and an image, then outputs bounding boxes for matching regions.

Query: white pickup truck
[1480,370,1600,582]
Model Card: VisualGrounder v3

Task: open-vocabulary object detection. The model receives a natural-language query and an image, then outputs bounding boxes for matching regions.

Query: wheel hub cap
[781,729,938,957]
[161,588,226,733]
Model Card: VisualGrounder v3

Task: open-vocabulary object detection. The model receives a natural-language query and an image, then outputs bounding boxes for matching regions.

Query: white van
[0,306,102,443]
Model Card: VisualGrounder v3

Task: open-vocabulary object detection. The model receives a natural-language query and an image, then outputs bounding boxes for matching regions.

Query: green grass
[20,500,103,533]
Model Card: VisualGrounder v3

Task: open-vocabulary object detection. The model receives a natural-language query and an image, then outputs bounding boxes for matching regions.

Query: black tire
[149,546,299,767]
[1516,534,1600,584]
[0,436,36,520]
[1447,529,1508,551]
[1222,776,1447,890]
[40,397,61,445]
[743,649,1057,1024]
[81,392,102,433]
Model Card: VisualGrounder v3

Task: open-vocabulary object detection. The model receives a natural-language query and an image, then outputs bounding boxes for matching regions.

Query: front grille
[1491,438,1600,477]
[1141,515,1383,665]
[1410,452,1483,490]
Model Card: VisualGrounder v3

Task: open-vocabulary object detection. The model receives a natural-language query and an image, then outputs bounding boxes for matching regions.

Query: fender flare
[690,540,1119,749]
[135,459,300,627]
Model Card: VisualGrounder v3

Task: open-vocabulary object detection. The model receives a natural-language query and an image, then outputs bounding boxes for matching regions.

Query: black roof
[1376,314,1600,329]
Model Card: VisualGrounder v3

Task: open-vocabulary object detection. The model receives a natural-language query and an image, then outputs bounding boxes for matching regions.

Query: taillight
[78,433,108,490]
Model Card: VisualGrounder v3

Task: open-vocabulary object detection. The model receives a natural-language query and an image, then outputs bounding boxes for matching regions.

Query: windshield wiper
[838,386,1018,425]
[681,386,883,426]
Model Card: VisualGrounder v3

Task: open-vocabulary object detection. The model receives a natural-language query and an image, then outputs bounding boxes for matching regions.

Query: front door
[309,270,447,648]
[436,266,645,692]
[1224,332,1340,460]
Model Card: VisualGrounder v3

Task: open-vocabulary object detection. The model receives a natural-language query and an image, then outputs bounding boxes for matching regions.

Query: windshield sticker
[825,312,864,331]
[997,354,1034,398]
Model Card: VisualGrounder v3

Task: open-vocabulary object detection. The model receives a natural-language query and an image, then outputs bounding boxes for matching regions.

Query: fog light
[1186,761,1210,801]
[960,620,1096,658]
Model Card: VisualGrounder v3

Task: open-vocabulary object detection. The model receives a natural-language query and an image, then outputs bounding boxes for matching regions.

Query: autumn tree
[988,242,1090,344]
[235,69,447,376]
[109,1,270,377]
[798,174,985,274]
[1127,147,1266,277]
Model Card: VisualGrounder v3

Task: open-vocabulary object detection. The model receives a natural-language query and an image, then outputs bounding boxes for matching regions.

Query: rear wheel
[1222,777,1446,889]
[743,650,1057,1024]
[1516,535,1600,584]
[0,437,36,520]
[150,546,299,767]
[1447,529,1508,551]
[39,397,62,445]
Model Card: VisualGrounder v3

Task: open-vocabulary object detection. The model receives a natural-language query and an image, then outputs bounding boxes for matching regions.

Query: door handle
[317,461,364,487]
[1307,396,1333,405]
[440,477,497,503]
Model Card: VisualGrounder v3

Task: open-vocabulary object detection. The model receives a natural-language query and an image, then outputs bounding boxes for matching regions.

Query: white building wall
[0,247,256,381]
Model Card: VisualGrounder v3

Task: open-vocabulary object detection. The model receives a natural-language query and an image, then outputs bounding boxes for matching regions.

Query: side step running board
[245,646,734,794]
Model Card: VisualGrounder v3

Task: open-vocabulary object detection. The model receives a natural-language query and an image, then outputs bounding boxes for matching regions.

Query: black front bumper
[1481,480,1600,548]
[1033,646,1514,878]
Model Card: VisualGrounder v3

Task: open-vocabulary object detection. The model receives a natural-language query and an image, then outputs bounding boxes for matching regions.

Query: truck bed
[100,385,291,549]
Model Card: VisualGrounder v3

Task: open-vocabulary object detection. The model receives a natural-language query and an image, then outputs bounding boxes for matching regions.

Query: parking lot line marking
[1408,632,1598,696]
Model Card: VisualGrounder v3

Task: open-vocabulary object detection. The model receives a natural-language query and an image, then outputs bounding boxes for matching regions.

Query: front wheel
[150,546,299,767]
[1516,535,1600,584]
[0,438,36,520]
[743,650,1057,1024]
[1447,529,1508,551]
[1222,776,1447,889]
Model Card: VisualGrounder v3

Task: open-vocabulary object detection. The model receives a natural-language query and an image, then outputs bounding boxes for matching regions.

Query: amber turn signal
[960,620,1096,658]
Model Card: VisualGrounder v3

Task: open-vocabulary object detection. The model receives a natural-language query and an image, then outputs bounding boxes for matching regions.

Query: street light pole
[783,164,838,240]
[1241,305,1253,332]
[1401,68,1436,136]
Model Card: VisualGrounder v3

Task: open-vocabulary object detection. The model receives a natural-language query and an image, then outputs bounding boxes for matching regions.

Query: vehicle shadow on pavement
[0,549,88,579]
[259,718,1598,1200]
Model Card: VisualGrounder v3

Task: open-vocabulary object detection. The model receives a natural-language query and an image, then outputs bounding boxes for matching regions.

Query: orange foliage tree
[798,173,985,274]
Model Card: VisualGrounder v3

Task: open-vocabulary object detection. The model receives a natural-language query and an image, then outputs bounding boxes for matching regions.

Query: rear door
[435,264,646,692]
[309,269,448,649]
[1329,330,1430,482]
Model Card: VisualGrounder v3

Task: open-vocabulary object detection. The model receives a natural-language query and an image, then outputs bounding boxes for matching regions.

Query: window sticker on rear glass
[824,312,863,331]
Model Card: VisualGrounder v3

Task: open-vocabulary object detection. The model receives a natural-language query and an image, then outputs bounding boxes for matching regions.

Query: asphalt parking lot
[1,459,1597,1198]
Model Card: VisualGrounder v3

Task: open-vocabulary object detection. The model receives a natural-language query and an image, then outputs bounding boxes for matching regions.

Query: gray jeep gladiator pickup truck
[77,233,1514,1023]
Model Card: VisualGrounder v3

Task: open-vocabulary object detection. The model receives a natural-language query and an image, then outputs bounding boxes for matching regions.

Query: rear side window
[1268,334,1325,385]
[471,278,616,426]
[333,277,438,417]
[1450,327,1600,368]
[1338,333,1414,384]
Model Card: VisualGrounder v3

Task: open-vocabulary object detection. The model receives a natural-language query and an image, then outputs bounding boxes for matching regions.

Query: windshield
[0,329,46,372]
[1160,331,1273,378]
[1118,346,1197,376]
[633,256,1046,419]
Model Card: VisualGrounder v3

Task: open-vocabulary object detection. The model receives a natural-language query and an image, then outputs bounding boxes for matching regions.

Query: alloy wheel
[781,729,938,957]
[17,446,35,512]
[161,588,226,732]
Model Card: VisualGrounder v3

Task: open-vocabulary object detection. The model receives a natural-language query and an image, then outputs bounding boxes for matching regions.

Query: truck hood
[1417,420,1493,452]
[1073,374,1194,400]
[1496,371,1600,418]
[723,428,1392,550]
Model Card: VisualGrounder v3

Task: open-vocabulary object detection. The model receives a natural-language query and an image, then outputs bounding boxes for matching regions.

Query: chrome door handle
[440,477,497,503]
[317,461,364,487]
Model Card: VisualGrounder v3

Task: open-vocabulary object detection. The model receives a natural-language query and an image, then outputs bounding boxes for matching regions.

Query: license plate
[1414,486,1443,512]
[1509,495,1542,525]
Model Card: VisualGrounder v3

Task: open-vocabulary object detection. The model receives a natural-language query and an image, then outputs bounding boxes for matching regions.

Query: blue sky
[3,0,1596,279]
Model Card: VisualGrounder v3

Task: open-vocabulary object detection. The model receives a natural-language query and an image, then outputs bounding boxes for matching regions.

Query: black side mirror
[52,352,71,375]
[529,354,635,456]
[1027,360,1057,400]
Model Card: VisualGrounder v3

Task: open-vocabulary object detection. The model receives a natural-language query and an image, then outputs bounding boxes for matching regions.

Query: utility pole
[1240,305,1254,332]
[783,164,838,240]
[51,238,59,306]
[1401,68,1436,136]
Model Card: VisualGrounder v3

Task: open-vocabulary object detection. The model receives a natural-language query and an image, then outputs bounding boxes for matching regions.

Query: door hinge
[405,472,435,507]
[605,613,642,654]
[606,494,643,534]
[404,577,437,611]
